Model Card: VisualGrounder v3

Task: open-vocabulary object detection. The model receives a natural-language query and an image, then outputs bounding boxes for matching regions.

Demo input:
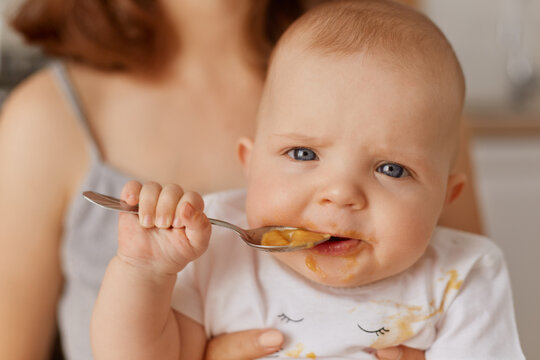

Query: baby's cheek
[384,197,437,236]
[372,215,433,273]
[382,229,432,274]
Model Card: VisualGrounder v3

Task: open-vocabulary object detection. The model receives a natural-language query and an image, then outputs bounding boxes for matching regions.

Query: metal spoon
[82,191,331,252]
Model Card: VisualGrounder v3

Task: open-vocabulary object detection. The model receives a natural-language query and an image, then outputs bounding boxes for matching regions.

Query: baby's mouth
[310,235,364,256]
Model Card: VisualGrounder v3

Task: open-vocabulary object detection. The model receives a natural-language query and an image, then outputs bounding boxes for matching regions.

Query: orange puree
[305,254,327,278]
[261,229,329,248]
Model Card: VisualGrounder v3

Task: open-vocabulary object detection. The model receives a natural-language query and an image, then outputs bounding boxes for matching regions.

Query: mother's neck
[161,0,254,75]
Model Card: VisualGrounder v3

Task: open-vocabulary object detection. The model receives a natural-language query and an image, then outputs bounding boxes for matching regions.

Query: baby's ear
[445,172,467,205]
[236,137,254,176]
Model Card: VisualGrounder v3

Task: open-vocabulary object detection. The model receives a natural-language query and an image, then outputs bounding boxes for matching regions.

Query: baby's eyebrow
[271,132,319,141]
[270,132,333,149]
[270,132,330,146]
[375,148,428,164]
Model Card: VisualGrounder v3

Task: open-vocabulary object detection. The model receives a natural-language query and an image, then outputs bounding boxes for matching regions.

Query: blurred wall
[0,0,29,53]
[472,134,540,360]
[0,0,47,105]
[425,0,540,112]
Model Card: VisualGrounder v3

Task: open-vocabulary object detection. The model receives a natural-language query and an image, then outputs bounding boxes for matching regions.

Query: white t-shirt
[172,189,524,359]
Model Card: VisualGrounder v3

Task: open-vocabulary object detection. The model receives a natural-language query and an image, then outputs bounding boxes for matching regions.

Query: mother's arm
[0,71,83,359]
[0,66,95,360]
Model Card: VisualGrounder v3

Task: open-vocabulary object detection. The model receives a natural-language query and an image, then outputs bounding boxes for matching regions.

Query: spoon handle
[83,191,139,214]
[204,218,248,238]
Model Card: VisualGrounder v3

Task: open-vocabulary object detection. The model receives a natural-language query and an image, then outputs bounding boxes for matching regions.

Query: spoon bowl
[82,191,331,252]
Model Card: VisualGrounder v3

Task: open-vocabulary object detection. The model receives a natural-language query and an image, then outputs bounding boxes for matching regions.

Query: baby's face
[239,49,464,287]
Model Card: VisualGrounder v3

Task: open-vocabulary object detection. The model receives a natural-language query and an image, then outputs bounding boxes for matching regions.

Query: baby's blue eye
[287,147,318,161]
[376,163,409,178]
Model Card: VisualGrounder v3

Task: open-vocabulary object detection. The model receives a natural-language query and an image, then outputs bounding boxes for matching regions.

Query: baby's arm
[91,181,211,360]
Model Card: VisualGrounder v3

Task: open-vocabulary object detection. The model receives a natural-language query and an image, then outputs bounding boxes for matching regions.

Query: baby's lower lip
[310,237,362,256]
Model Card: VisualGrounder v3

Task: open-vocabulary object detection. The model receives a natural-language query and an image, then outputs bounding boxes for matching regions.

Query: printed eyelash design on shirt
[357,324,390,336]
[265,347,284,358]
[277,313,304,323]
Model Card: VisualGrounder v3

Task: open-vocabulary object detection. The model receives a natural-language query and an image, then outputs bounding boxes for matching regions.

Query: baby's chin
[272,241,383,288]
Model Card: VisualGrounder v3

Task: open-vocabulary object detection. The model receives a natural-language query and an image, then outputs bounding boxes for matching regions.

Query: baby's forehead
[268,0,465,104]
[273,36,460,100]
[267,45,461,121]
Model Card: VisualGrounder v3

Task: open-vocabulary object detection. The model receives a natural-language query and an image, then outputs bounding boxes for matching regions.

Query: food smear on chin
[261,229,329,248]
[305,254,327,278]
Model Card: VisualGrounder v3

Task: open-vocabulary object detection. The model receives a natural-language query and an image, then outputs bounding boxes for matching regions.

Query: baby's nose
[316,179,367,211]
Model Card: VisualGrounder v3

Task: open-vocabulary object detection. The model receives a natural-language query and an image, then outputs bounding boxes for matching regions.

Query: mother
[0,0,480,359]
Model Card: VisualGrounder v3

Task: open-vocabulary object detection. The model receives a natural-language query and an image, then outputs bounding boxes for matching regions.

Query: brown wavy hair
[10,0,308,75]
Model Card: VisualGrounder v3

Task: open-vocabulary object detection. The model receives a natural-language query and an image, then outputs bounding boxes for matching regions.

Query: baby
[91,1,524,359]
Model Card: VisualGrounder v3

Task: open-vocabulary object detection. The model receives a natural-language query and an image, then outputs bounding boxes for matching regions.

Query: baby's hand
[117,180,211,276]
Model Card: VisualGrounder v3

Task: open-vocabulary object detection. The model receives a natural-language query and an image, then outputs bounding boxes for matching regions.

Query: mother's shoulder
[0,63,91,192]
[2,64,75,125]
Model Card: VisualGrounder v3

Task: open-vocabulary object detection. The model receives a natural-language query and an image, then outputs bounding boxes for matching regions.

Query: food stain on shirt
[421,269,463,321]
[285,343,304,358]
[370,269,463,349]
[369,304,419,349]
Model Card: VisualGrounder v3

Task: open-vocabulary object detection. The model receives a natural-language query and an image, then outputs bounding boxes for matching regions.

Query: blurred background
[1,0,539,358]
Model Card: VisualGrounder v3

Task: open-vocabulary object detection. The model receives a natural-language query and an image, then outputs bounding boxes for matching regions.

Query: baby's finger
[155,184,184,229]
[120,180,142,205]
[138,181,162,228]
[205,329,284,360]
[376,345,425,360]
[173,191,204,228]
[179,202,211,254]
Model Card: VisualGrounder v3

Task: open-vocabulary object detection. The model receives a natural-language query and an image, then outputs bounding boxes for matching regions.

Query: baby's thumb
[180,202,211,253]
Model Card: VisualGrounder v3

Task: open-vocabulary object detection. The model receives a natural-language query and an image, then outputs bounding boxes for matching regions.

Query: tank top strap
[51,62,102,162]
